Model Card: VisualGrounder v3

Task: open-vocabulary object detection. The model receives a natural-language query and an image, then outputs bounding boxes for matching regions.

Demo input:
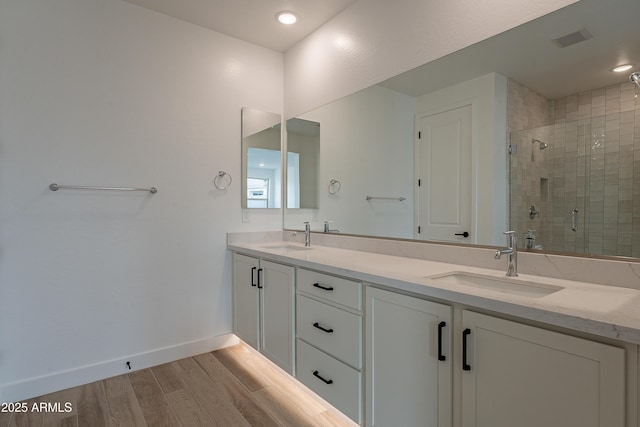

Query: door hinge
[509,144,518,155]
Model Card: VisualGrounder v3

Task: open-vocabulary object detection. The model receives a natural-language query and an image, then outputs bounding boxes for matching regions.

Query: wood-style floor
[0,344,355,427]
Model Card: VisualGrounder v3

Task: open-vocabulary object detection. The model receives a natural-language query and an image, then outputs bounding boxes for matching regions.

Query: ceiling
[380,0,640,99]
[122,0,359,52]
[123,0,640,100]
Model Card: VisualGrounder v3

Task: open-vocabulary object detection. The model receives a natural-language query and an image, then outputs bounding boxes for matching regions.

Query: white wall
[416,73,508,245]
[284,0,578,118]
[0,0,282,401]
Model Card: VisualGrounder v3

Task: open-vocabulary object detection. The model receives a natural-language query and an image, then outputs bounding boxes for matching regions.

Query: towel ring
[328,179,341,194]
[214,171,232,190]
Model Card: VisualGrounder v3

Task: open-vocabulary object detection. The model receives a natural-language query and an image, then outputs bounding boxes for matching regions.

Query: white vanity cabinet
[364,287,626,427]
[230,245,632,427]
[295,268,363,424]
[232,253,295,374]
[365,286,453,427]
[461,310,625,427]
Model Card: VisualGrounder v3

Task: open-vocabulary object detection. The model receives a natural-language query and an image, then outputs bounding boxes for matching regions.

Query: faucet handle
[503,230,517,247]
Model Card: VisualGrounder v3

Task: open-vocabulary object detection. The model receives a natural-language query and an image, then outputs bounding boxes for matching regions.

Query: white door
[233,253,260,349]
[461,310,625,427]
[366,287,452,427]
[260,260,295,374]
[417,105,472,242]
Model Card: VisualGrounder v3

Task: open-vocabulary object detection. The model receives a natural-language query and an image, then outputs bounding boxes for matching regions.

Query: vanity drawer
[297,295,362,369]
[297,268,362,310]
[296,339,362,424]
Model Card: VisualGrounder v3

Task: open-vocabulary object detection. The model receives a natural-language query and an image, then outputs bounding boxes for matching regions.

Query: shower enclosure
[510,103,639,258]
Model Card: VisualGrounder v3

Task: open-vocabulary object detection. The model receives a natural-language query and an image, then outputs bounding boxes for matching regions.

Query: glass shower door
[510,109,638,258]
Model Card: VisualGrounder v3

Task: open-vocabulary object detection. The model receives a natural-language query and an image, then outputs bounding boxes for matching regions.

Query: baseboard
[0,333,239,403]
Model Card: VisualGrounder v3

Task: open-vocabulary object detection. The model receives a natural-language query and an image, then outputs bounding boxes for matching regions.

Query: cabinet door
[233,253,260,349]
[462,310,625,427]
[261,260,295,374]
[366,287,452,427]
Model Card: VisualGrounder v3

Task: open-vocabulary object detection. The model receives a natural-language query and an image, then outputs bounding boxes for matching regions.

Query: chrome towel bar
[49,183,158,194]
[366,195,406,201]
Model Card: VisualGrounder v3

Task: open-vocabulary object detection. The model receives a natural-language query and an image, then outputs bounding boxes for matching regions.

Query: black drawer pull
[312,282,334,291]
[251,267,257,287]
[462,328,471,371]
[313,322,334,333]
[437,321,446,361]
[455,231,470,238]
[312,370,333,385]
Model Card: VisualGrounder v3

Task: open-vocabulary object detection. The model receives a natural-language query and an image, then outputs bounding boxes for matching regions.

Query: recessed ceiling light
[276,11,297,25]
[612,64,634,73]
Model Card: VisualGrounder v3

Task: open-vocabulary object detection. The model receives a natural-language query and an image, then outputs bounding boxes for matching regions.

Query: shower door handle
[571,209,579,232]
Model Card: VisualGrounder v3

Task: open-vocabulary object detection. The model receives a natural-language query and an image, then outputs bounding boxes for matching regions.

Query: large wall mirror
[242,108,282,209]
[284,0,640,260]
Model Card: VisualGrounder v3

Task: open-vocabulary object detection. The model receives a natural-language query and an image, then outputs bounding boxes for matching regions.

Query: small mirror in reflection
[286,118,320,209]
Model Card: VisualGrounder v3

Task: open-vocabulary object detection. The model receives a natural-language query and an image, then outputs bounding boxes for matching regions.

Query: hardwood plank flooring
[3,344,356,426]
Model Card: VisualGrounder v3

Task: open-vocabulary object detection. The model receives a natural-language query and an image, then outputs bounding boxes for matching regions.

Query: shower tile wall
[509,78,640,257]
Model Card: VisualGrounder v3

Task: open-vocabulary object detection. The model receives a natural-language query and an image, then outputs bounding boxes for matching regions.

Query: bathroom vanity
[228,232,640,427]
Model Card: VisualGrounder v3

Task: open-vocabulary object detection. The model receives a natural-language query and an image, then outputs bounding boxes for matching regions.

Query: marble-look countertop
[228,239,640,346]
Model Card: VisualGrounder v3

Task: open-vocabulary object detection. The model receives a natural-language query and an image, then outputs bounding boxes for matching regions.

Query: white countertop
[228,240,640,346]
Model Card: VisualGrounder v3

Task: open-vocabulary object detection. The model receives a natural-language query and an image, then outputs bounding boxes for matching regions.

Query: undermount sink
[260,243,313,252]
[427,271,563,298]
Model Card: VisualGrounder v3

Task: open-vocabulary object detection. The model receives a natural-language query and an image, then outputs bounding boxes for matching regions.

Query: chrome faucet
[495,231,518,277]
[323,221,339,233]
[304,222,311,247]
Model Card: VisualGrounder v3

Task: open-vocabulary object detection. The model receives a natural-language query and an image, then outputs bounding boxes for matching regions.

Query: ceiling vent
[553,28,592,48]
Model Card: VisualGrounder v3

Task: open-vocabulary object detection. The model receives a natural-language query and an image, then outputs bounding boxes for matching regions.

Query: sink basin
[260,243,313,252]
[427,271,563,298]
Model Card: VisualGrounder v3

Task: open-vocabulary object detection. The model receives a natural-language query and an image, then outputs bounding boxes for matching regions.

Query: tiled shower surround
[509,79,640,258]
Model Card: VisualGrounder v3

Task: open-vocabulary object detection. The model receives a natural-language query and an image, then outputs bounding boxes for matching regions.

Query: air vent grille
[553,28,592,48]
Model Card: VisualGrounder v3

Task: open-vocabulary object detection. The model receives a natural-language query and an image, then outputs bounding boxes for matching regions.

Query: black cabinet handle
[312,282,334,291]
[313,322,334,333]
[438,321,446,361]
[312,370,333,385]
[251,267,257,287]
[257,268,263,289]
[455,232,470,238]
[462,328,471,371]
